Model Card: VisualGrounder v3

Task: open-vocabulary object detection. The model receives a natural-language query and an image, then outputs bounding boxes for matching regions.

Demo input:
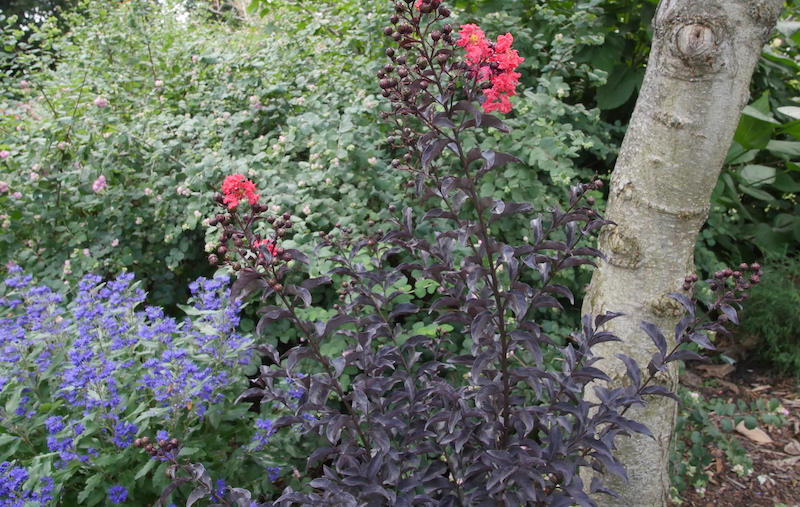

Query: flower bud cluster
[134,436,180,459]
[209,178,295,293]
[681,262,762,303]
[379,0,456,155]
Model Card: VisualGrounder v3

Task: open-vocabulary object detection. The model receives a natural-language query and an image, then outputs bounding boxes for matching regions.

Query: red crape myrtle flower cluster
[457,24,524,113]
[220,174,261,209]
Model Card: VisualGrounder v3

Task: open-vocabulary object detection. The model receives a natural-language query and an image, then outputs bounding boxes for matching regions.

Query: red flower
[221,174,260,209]
[253,238,277,257]
[457,26,524,114]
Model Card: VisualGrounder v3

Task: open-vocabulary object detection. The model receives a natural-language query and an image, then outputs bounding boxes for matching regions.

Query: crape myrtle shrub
[0,0,627,313]
[139,2,754,506]
[0,267,327,505]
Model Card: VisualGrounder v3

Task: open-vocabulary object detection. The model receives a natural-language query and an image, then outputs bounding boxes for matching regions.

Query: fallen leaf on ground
[735,421,774,444]
[768,456,800,468]
[785,440,800,456]
[694,363,736,378]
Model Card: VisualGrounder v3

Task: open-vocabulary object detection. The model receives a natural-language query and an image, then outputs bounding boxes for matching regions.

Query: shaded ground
[679,364,800,507]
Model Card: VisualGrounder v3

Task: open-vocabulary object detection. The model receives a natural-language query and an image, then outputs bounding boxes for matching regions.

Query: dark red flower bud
[750,262,761,271]
[749,274,760,284]
[383,26,394,36]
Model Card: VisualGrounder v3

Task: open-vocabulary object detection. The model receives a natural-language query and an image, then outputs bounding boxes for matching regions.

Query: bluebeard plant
[0,268,302,504]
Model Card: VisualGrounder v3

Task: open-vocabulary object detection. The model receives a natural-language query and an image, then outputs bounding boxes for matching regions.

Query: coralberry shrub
[173,1,755,505]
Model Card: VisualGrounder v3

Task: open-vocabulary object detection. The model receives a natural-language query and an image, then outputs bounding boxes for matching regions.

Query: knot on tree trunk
[653,3,734,81]
[676,24,716,58]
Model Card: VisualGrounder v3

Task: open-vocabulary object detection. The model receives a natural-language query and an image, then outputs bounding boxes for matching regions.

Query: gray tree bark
[582,0,782,505]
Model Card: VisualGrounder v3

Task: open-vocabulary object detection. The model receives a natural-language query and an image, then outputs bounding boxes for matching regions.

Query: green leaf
[725,142,758,165]
[738,165,776,187]
[771,172,800,193]
[767,140,800,157]
[740,105,778,124]
[134,458,158,481]
[776,21,800,39]
[777,106,800,120]
[739,184,775,202]
[734,106,778,149]
[721,417,734,432]
[178,446,201,457]
[77,473,106,504]
[595,65,641,110]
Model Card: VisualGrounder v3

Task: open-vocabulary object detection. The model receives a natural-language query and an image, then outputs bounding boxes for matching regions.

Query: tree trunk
[582,0,782,505]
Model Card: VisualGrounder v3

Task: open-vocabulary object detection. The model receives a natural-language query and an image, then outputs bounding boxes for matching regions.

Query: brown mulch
[679,364,800,507]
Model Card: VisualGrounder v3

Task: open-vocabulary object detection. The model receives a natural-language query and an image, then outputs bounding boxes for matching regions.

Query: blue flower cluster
[0,269,257,503]
[0,461,54,506]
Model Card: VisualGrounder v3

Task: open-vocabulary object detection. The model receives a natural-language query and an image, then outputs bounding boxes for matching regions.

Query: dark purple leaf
[158,478,192,506]
[647,351,665,377]
[285,248,309,265]
[452,100,481,126]
[301,276,332,291]
[541,284,574,305]
[665,349,711,364]
[231,270,269,302]
[668,292,695,318]
[423,208,459,222]
[432,112,455,129]
[687,331,716,350]
[389,303,419,320]
[284,284,312,307]
[256,307,293,336]
[719,304,739,325]
[673,314,694,342]
[422,138,448,169]
[594,312,623,328]
[402,206,414,232]
[639,385,680,402]
[614,354,641,388]
[252,342,280,364]
[314,314,357,339]
[479,114,510,132]
[640,321,667,357]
